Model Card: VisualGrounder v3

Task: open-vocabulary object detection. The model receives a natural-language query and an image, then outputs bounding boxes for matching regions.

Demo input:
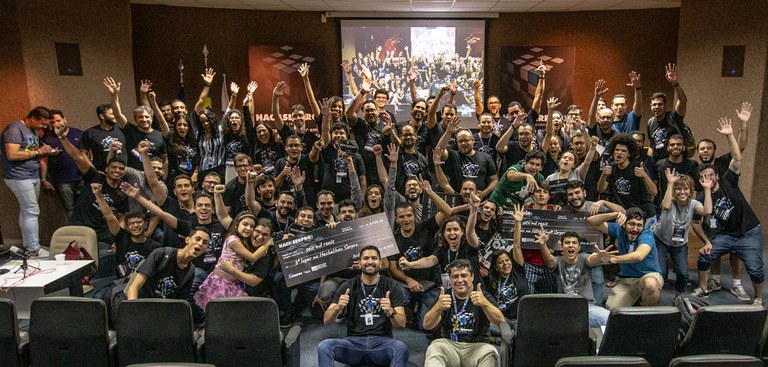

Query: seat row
[0,297,300,367]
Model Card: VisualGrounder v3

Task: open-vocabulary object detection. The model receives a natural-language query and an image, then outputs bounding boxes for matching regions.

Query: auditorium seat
[668,354,763,366]
[200,297,301,367]
[678,305,766,357]
[513,294,593,367]
[116,299,198,367]
[0,299,28,367]
[29,297,115,367]
[556,355,650,366]
[598,306,680,367]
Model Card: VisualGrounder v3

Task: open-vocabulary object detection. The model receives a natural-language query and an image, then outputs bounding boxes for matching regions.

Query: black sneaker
[280,311,295,328]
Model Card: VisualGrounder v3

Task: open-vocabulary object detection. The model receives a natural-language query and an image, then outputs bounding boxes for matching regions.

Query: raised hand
[213,184,226,195]
[716,117,733,136]
[419,176,433,193]
[449,79,458,94]
[290,166,306,187]
[361,77,372,94]
[700,176,713,190]
[298,63,310,78]
[432,146,445,166]
[665,167,678,185]
[147,91,157,104]
[337,288,351,308]
[139,79,152,94]
[372,144,382,156]
[103,77,121,96]
[633,166,648,179]
[440,85,451,95]
[119,181,140,198]
[381,114,394,135]
[446,116,461,134]
[469,194,481,210]
[512,204,525,222]
[230,82,240,95]
[603,165,613,177]
[594,79,608,97]
[616,212,627,226]
[408,67,418,82]
[437,287,452,311]
[627,71,642,89]
[665,63,679,84]
[594,244,618,264]
[341,59,352,74]
[385,143,399,164]
[247,81,258,95]
[109,140,123,153]
[91,183,103,196]
[137,140,151,154]
[473,78,483,90]
[319,98,331,117]
[736,102,753,123]
[380,291,393,315]
[536,60,547,76]
[470,283,489,307]
[534,225,551,246]
[547,97,560,111]
[201,68,216,85]
[273,81,286,96]
[54,122,69,138]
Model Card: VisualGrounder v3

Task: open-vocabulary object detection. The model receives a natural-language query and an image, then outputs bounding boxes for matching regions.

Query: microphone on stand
[9,246,32,259]
[9,246,40,276]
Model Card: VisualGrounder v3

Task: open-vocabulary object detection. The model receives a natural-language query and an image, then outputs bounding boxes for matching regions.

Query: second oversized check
[275,213,398,287]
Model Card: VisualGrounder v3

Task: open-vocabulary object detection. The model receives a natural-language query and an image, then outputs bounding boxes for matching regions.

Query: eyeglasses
[202,180,219,185]
[254,231,271,238]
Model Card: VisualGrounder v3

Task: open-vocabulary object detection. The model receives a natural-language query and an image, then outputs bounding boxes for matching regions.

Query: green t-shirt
[489,164,544,208]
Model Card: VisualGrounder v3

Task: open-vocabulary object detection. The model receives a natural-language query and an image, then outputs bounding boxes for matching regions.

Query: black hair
[651,92,667,104]
[607,133,639,159]
[96,103,111,117]
[50,109,64,117]
[316,189,335,201]
[338,198,356,211]
[27,106,52,120]
[374,89,389,99]
[626,207,646,222]
[188,226,211,238]
[359,245,381,258]
[125,211,146,223]
[525,150,546,164]
[565,180,585,191]
[561,231,581,243]
[448,259,473,274]
[697,138,717,152]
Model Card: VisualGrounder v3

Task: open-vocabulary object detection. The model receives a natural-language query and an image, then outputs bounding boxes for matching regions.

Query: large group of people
[2,57,760,366]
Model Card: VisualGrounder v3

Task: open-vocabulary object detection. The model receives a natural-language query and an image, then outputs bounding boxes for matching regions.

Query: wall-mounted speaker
[55,43,82,76]
[722,45,745,77]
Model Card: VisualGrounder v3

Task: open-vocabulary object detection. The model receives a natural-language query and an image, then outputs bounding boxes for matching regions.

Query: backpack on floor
[673,294,710,340]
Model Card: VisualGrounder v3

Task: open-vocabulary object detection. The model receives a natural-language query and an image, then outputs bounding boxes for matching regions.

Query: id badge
[450,332,458,342]
[672,226,686,243]
[364,313,374,326]
[709,218,717,229]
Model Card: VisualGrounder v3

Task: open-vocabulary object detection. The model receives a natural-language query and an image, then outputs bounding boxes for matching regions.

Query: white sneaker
[731,284,751,302]
[753,298,763,307]
[707,278,722,291]
[691,287,709,298]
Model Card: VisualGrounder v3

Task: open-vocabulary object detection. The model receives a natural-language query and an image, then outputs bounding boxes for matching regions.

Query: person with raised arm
[272,81,318,156]
[647,63,688,162]
[435,115,498,199]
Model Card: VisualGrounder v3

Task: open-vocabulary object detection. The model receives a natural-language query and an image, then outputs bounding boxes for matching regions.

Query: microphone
[9,246,32,259]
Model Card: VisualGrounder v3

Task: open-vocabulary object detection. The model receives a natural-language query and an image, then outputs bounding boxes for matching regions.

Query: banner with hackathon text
[275,213,398,287]
[499,209,603,251]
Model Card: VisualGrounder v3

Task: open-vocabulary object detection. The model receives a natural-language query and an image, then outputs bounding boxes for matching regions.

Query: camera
[338,142,359,155]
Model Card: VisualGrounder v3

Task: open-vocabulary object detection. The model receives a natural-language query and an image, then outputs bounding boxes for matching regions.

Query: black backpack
[673,294,710,340]
[648,115,697,158]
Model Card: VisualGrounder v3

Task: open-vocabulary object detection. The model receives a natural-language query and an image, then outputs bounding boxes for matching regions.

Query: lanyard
[497,276,509,297]
[448,249,458,266]
[360,276,380,300]
[451,290,470,332]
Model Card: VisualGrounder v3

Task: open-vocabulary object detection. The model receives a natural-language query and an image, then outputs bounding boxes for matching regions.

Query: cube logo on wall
[55,43,82,76]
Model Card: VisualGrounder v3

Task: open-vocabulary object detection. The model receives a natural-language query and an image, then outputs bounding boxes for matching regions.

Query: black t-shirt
[159,197,197,248]
[473,133,500,164]
[278,125,319,156]
[433,244,480,276]
[648,111,685,162]
[274,156,315,205]
[70,167,129,244]
[697,169,760,237]
[121,124,167,170]
[489,262,527,320]
[396,121,429,157]
[653,157,698,208]
[577,155,602,201]
[607,160,656,217]
[439,288,497,343]
[395,150,430,194]
[176,218,225,272]
[349,117,385,187]
[693,153,732,191]
[589,125,616,169]
[501,142,536,173]
[243,248,274,297]
[252,140,284,176]
[167,141,199,179]
[541,154,559,178]
[445,150,497,192]
[333,275,404,337]
[136,247,194,299]
[222,178,247,217]
[81,124,127,171]
[115,229,161,278]
[389,217,441,282]
[319,145,366,202]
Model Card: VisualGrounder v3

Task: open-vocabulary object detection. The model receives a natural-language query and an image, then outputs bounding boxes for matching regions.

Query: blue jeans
[697,225,765,284]
[399,284,439,330]
[655,235,689,293]
[273,270,322,318]
[589,304,610,327]
[591,266,605,306]
[318,335,409,367]
[55,180,82,222]
[189,267,209,324]
[4,178,41,252]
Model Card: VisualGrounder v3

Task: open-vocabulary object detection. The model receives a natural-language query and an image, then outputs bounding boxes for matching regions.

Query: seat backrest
[599,306,680,367]
[514,294,591,367]
[679,305,767,356]
[49,226,99,267]
[204,297,284,366]
[669,354,763,367]
[29,297,111,367]
[116,299,196,367]
[0,299,22,367]
[556,356,651,367]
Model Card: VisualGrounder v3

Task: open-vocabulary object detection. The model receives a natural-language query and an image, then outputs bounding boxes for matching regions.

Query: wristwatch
[388,309,398,319]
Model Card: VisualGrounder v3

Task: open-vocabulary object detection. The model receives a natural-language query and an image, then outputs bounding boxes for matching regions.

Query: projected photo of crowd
[341,20,485,122]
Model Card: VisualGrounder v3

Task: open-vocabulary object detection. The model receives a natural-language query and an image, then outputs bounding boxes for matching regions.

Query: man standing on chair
[423,259,505,367]
[318,245,409,367]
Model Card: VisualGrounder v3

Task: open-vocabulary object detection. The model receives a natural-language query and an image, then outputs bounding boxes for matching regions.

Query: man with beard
[588,207,662,308]
[566,180,626,306]
[588,73,643,134]
[272,81,318,156]
[591,107,618,170]
[436,118,498,199]
[572,132,602,201]
[346,95,398,188]
[426,88,457,158]
[315,190,338,228]
[54,122,129,245]
[276,206,322,324]
[399,99,429,155]
[269,191,297,235]
[318,246,408,367]
[597,134,657,222]
[390,125,430,194]
[255,175,276,210]
[495,120,538,173]
[489,151,545,209]
[388,180,452,330]
[104,77,167,172]
[222,154,253,216]
[474,113,500,169]
[81,103,127,171]
[314,100,367,201]
[274,134,315,206]
[652,134,698,210]
[40,109,84,221]
[647,63,688,162]
[125,227,210,300]
[383,151,424,227]
[423,259,504,367]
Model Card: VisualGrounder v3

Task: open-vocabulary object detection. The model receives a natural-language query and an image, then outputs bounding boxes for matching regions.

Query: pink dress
[194,235,247,309]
